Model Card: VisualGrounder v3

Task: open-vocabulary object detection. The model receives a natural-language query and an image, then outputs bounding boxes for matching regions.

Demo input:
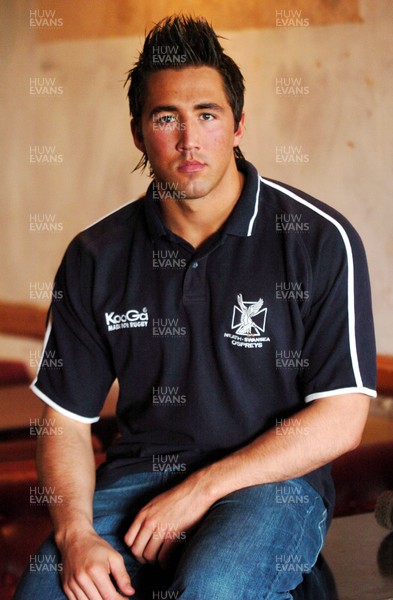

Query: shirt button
[191,261,199,269]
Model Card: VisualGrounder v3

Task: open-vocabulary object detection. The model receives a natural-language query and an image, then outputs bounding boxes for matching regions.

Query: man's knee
[168,576,294,600]
[169,559,297,600]
[169,566,242,600]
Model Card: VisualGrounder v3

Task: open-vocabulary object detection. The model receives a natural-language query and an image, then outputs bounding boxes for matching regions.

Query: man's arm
[125,393,370,565]
[37,405,135,600]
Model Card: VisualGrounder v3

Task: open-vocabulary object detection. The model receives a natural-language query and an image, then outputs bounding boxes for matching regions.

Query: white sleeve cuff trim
[30,383,100,423]
[305,386,377,403]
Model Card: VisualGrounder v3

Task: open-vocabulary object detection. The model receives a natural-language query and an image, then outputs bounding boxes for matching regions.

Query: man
[15,15,376,600]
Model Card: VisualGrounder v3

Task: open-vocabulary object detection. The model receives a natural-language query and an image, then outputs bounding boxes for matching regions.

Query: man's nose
[176,118,200,152]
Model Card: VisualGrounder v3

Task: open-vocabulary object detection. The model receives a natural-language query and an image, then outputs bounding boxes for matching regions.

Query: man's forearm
[36,406,96,548]
[125,393,370,565]
[36,406,135,598]
[193,393,370,504]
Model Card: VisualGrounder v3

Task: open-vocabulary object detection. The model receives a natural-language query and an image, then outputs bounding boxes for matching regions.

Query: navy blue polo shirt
[31,160,376,519]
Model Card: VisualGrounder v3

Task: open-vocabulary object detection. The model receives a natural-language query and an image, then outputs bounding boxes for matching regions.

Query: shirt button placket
[183,259,206,302]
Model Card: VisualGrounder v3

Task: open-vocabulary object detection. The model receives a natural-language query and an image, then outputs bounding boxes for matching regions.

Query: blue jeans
[14,472,332,599]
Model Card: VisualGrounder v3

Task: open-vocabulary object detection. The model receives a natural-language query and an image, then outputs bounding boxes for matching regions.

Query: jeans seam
[264,494,324,599]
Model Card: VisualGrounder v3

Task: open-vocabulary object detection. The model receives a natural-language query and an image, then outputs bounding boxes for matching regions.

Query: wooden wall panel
[35,0,362,41]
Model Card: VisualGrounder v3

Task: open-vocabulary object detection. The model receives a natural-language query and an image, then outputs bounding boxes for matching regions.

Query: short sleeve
[31,237,116,422]
[300,219,377,402]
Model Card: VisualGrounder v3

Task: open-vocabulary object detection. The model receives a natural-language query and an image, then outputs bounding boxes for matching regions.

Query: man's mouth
[177,160,205,173]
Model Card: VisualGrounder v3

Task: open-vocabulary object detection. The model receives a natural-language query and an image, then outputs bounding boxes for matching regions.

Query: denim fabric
[14,472,334,599]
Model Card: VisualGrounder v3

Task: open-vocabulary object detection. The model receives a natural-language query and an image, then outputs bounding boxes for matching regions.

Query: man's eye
[200,113,215,121]
[154,114,177,124]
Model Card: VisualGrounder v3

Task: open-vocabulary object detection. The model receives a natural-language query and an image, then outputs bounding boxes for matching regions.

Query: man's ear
[233,111,245,149]
[131,119,146,153]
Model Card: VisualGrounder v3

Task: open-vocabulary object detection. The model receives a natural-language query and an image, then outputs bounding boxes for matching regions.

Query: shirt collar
[222,160,261,237]
[143,181,168,241]
[143,159,261,241]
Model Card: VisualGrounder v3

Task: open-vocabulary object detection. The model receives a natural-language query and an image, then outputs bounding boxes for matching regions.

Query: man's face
[132,66,245,200]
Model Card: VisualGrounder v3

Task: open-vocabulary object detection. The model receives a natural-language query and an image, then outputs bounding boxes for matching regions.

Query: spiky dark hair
[125,15,245,172]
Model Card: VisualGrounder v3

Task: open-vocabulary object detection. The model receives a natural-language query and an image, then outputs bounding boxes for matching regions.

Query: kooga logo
[105,307,148,331]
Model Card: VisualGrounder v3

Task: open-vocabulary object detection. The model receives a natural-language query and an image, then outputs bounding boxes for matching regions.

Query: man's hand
[126,394,370,571]
[124,474,214,567]
[59,529,135,600]
[37,407,133,599]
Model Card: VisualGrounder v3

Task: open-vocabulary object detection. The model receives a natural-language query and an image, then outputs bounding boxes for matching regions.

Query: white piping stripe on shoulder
[30,313,100,424]
[305,387,377,403]
[30,383,100,423]
[260,176,363,388]
[247,175,261,236]
[82,198,137,231]
[31,313,53,386]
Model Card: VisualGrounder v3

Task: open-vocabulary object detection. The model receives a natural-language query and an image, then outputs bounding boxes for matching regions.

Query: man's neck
[157,166,245,249]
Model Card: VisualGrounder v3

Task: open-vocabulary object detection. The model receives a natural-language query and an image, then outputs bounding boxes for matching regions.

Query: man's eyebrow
[149,105,178,119]
[150,104,177,115]
[194,103,224,112]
